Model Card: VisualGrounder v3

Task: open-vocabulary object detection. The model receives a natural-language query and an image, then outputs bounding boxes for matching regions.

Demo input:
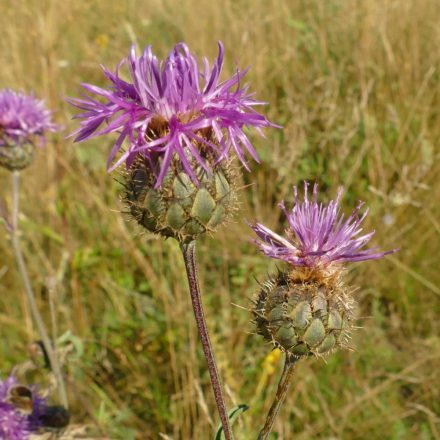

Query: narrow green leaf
[57,330,84,360]
[214,404,249,440]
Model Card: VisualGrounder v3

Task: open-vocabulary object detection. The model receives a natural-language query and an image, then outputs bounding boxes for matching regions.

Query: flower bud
[0,143,35,171]
[125,155,237,242]
[254,271,354,359]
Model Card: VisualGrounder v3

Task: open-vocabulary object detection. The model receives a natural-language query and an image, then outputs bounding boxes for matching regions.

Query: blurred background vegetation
[1,0,439,438]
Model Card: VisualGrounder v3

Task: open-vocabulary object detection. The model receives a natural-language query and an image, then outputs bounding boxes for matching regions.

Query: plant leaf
[214,404,249,440]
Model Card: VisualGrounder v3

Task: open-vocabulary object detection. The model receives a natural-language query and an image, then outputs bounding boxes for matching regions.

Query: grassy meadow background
[1,0,440,438]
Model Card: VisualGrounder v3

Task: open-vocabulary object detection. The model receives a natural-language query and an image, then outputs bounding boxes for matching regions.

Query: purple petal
[67,41,278,187]
[251,183,398,268]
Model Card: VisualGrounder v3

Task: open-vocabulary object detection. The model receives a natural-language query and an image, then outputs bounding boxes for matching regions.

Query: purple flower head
[68,42,277,187]
[0,375,48,440]
[0,89,58,148]
[251,182,398,269]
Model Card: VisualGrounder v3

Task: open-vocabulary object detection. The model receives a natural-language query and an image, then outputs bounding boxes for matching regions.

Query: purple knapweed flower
[0,375,47,440]
[68,42,277,187]
[0,89,57,148]
[251,182,397,269]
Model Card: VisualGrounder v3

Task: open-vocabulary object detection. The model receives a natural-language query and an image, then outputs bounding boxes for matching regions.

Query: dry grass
[1,0,440,439]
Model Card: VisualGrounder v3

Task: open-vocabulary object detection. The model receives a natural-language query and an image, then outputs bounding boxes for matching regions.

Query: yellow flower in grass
[262,348,282,375]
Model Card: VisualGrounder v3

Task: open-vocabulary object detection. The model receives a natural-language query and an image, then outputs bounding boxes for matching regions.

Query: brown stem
[10,170,68,408]
[180,240,233,440]
[257,356,298,440]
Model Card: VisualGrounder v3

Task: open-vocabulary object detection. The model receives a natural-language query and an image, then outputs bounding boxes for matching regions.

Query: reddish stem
[181,240,233,440]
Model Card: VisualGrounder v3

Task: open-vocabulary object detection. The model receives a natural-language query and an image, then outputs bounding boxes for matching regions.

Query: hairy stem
[10,170,68,408]
[181,240,233,440]
[258,356,298,440]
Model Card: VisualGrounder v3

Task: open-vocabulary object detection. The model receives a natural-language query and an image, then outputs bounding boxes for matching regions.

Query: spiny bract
[254,272,354,359]
[0,143,35,171]
[124,155,236,242]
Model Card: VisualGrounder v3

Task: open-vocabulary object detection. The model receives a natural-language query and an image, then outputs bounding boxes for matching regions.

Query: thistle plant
[251,182,397,439]
[0,89,67,409]
[69,41,276,438]
[0,89,57,170]
[0,375,48,440]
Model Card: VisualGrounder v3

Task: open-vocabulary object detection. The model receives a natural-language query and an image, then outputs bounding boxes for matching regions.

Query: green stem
[180,240,233,440]
[10,170,68,408]
[257,356,298,440]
